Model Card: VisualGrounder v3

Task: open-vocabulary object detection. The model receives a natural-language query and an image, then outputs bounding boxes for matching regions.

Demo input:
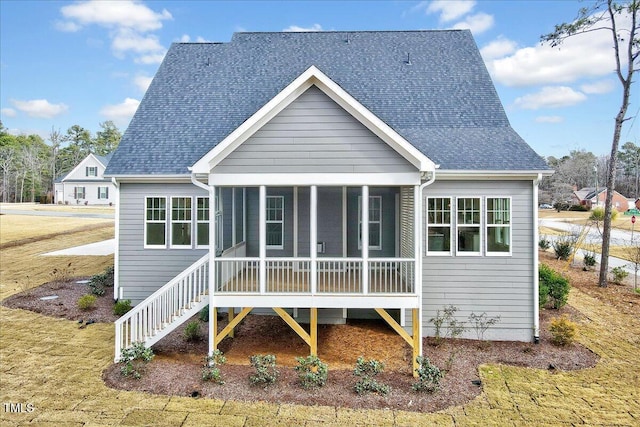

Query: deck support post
[214,307,252,347]
[412,308,420,377]
[374,308,421,378]
[273,308,315,353]
[310,307,318,356]
[228,307,235,338]
[210,307,218,355]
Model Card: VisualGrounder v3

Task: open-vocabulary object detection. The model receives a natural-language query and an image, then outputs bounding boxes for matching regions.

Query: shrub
[353,356,390,395]
[249,354,279,387]
[552,238,574,261]
[199,305,209,322]
[568,204,588,212]
[538,237,551,250]
[549,316,577,346]
[294,355,328,389]
[77,294,97,310]
[429,305,466,345]
[538,282,549,308]
[582,251,597,270]
[88,266,114,296]
[413,356,443,393]
[113,299,132,316]
[590,206,618,221]
[610,266,629,285]
[468,312,501,342]
[539,264,570,309]
[119,342,154,379]
[183,320,202,342]
[202,350,226,384]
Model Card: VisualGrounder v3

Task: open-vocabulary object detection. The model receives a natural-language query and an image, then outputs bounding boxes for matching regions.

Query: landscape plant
[539,263,570,309]
[539,237,551,250]
[353,356,390,395]
[412,356,443,393]
[202,350,226,384]
[582,250,597,270]
[119,342,154,379]
[249,354,279,387]
[468,312,501,343]
[549,316,577,346]
[199,305,209,322]
[113,299,132,316]
[88,265,114,296]
[294,355,328,389]
[183,320,202,342]
[552,234,575,261]
[77,294,97,310]
[610,266,629,284]
[429,305,466,345]
[50,262,75,288]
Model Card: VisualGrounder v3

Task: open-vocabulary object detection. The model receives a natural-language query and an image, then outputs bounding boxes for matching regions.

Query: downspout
[533,173,542,343]
[111,177,121,301]
[415,167,437,357]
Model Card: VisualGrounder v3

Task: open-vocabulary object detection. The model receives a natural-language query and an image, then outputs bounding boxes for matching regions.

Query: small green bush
[549,316,577,346]
[113,299,132,316]
[183,320,202,342]
[88,266,114,296]
[413,356,443,393]
[610,266,629,285]
[539,263,570,309]
[353,356,390,395]
[568,204,588,212]
[428,305,466,345]
[538,237,551,250]
[77,294,97,310]
[119,342,154,379]
[590,206,618,221]
[538,283,549,308]
[294,355,328,389]
[202,350,226,384]
[582,251,597,270]
[468,312,501,342]
[249,354,279,387]
[552,239,574,261]
[199,305,209,322]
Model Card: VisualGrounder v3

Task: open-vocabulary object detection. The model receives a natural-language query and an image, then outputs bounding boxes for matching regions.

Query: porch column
[362,185,369,294]
[310,185,318,294]
[208,185,217,357]
[259,185,267,294]
[414,184,423,357]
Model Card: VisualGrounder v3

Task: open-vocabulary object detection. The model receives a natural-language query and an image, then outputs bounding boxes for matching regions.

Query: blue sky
[1,0,637,159]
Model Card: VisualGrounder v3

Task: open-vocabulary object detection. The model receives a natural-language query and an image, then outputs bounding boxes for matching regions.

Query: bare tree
[0,147,14,202]
[542,0,639,287]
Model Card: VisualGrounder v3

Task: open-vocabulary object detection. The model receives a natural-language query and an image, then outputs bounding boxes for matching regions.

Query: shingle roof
[106,30,550,176]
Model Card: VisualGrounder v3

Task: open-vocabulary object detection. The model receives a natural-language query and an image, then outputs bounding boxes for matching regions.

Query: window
[98,186,109,200]
[171,197,192,247]
[486,197,511,254]
[86,166,97,177]
[426,197,451,254]
[145,197,166,247]
[457,197,481,254]
[266,196,284,249]
[196,197,209,247]
[74,186,85,199]
[358,196,382,250]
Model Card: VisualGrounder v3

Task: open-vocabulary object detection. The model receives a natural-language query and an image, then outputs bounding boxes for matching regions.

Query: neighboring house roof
[106,30,551,177]
[56,152,114,182]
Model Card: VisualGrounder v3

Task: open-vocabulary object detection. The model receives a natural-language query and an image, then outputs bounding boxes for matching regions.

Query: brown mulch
[9,249,637,412]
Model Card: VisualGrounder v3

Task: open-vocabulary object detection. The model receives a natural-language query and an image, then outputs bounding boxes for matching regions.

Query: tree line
[539,143,640,207]
[0,120,121,203]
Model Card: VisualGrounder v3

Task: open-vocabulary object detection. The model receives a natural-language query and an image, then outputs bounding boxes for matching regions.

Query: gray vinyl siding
[419,180,535,341]
[212,86,415,174]
[118,182,208,304]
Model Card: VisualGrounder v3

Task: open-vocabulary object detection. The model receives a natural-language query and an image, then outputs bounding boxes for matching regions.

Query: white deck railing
[114,254,209,361]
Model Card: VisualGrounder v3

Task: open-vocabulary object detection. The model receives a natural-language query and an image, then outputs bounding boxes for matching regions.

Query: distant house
[105,31,553,371]
[54,153,116,205]
[572,187,628,212]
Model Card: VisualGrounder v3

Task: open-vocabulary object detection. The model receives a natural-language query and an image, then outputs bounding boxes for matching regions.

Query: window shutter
[74,187,77,198]
[106,187,109,198]
[85,167,89,177]
[83,187,86,198]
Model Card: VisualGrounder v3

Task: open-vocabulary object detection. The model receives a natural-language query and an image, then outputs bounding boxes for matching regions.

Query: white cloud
[112,29,164,57]
[195,36,210,43]
[426,0,476,22]
[480,37,518,61]
[451,12,494,34]
[100,98,140,125]
[535,116,565,123]
[59,0,172,32]
[580,80,615,94]
[179,34,190,43]
[1,108,17,118]
[284,24,323,32]
[135,53,166,65]
[133,75,153,92]
[513,86,587,110]
[55,20,82,32]
[10,99,68,119]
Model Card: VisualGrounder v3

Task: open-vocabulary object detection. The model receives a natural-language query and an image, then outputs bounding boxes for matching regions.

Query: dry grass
[1,202,115,214]
[0,214,112,245]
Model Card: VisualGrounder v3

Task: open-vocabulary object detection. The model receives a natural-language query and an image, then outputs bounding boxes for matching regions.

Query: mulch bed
[5,251,625,413]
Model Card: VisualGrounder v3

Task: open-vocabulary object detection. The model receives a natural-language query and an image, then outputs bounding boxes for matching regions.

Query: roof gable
[59,153,111,182]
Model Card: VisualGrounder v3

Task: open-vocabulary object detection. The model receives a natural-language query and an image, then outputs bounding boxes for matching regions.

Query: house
[572,187,628,212]
[54,153,116,205]
[105,31,552,372]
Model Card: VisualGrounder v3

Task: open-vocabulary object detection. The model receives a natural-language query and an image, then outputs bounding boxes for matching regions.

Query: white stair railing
[114,254,209,361]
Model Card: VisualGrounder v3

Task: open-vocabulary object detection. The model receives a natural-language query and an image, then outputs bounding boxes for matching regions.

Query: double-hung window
[145,197,166,247]
[171,197,192,248]
[426,197,451,254]
[98,186,109,200]
[196,197,209,247]
[358,196,382,250]
[86,166,97,177]
[456,197,481,255]
[486,197,511,254]
[266,196,284,249]
[74,186,85,199]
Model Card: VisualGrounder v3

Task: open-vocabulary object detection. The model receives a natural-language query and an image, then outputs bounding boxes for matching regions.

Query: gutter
[111,177,121,301]
[533,173,542,343]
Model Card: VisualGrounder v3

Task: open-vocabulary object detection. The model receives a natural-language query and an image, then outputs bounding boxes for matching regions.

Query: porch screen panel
[400,187,414,258]
[266,196,284,249]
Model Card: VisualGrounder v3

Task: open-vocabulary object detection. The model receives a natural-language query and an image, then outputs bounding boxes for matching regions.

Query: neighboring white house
[54,153,116,205]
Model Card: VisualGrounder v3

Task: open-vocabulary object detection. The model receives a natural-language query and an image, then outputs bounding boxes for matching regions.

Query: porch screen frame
[358,195,382,251]
[266,195,284,250]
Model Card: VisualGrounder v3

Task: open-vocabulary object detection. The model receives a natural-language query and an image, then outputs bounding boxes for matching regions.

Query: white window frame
[485,196,512,256]
[170,196,192,249]
[266,195,284,250]
[196,196,210,249]
[455,196,482,256]
[86,166,98,177]
[358,195,382,251]
[144,196,167,249]
[74,186,85,200]
[98,186,109,200]
[426,197,452,256]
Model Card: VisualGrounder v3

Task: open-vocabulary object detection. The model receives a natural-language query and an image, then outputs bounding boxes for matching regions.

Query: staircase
[114,254,209,361]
